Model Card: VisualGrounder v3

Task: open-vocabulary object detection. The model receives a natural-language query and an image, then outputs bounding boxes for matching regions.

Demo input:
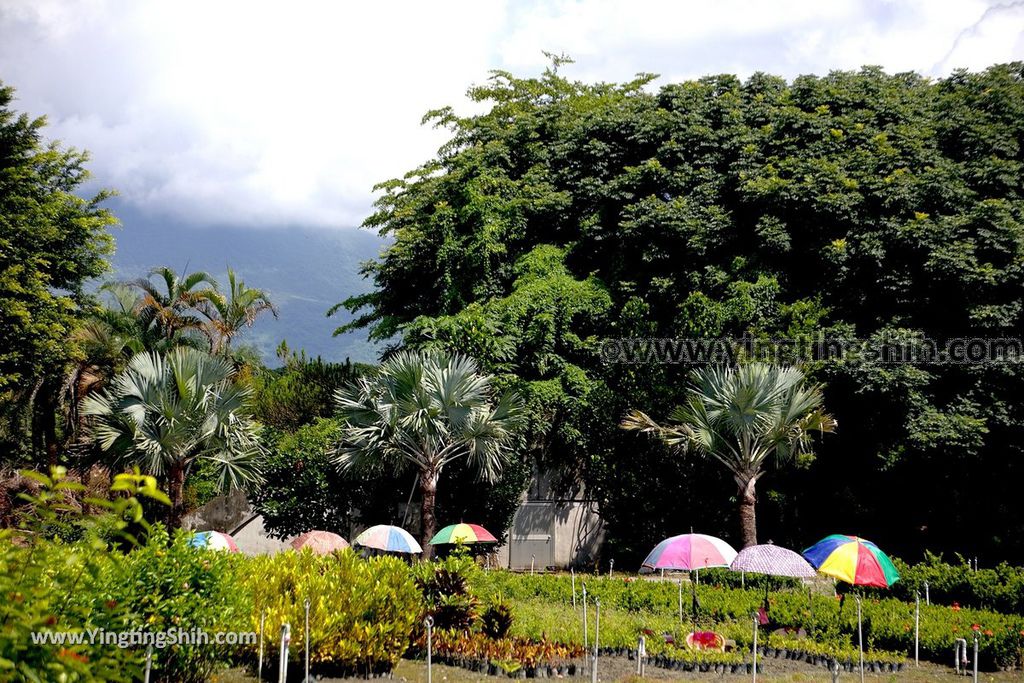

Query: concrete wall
[495,472,605,570]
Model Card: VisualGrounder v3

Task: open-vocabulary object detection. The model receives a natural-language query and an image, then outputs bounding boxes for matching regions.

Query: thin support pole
[425,616,434,683]
[257,609,266,682]
[144,645,153,683]
[808,586,815,637]
[531,555,535,575]
[591,598,601,683]
[924,580,930,605]
[973,634,979,683]
[914,592,920,667]
[856,596,864,683]
[278,623,291,683]
[741,570,745,589]
[609,559,614,577]
[582,585,589,676]
[304,599,310,683]
[752,613,758,683]
[571,568,577,608]
[678,579,683,623]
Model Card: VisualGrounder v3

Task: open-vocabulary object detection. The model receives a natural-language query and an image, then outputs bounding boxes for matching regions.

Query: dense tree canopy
[338,61,1024,563]
[0,83,117,461]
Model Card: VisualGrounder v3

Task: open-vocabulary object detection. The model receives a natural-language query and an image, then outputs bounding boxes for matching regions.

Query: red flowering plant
[687,631,725,651]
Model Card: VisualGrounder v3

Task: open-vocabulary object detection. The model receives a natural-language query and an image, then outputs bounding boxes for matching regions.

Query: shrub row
[473,571,1024,669]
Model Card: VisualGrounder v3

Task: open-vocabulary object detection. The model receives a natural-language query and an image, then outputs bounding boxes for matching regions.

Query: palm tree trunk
[419,468,439,560]
[737,474,759,548]
[167,462,186,529]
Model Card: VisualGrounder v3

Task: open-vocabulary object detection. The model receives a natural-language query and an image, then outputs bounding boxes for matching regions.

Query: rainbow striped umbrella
[188,530,239,552]
[430,523,498,545]
[353,524,422,554]
[641,533,737,571]
[803,535,899,587]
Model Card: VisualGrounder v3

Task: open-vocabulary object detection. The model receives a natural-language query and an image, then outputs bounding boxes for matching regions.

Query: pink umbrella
[290,530,350,555]
[641,533,737,571]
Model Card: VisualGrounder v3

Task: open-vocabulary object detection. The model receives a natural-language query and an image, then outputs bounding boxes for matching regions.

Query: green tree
[82,348,264,527]
[201,267,277,354]
[335,60,1024,561]
[623,363,836,547]
[252,344,369,431]
[0,82,117,463]
[129,266,219,343]
[333,350,523,556]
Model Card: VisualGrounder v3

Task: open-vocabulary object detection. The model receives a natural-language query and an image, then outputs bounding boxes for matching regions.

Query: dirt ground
[218,656,1022,682]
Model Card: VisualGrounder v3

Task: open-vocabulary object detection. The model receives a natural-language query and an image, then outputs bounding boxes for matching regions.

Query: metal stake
[741,570,745,589]
[572,567,577,608]
[752,613,758,683]
[257,609,266,682]
[609,559,614,577]
[914,592,920,666]
[304,599,310,683]
[278,623,291,683]
[143,645,153,683]
[591,598,601,683]
[973,634,979,683]
[425,616,434,683]
[636,635,646,676]
[531,554,535,575]
[582,584,589,676]
[924,580,930,605]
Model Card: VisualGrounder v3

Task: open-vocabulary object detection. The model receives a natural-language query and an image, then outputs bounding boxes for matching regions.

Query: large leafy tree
[82,348,264,527]
[622,363,836,548]
[333,350,523,556]
[0,82,117,463]
[335,60,1024,562]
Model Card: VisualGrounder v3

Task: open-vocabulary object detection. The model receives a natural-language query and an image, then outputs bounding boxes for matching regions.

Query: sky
[1,0,1023,231]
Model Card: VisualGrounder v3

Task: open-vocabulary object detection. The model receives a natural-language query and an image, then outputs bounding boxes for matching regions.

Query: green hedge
[864,553,1024,615]
[472,572,1024,669]
[240,549,420,677]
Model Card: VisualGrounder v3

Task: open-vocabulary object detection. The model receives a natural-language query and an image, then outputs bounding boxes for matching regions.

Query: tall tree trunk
[419,468,439,560]
[737,474,759,548]
[167,462,186,529]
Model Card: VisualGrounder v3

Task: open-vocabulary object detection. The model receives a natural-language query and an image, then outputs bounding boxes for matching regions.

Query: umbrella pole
[678,579,683,624]
[856,595,864,683]
[807,586,815,638]
[691,578,699,627]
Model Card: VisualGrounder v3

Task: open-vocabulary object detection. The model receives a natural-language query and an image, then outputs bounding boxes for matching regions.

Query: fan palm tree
[622,363,836,548]
[130,266,220,342]
[333,350,524,557]
[82,348,264,527]
[201,267,277,354]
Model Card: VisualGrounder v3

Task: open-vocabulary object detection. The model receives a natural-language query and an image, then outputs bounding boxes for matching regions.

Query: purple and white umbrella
[730,543,816,578]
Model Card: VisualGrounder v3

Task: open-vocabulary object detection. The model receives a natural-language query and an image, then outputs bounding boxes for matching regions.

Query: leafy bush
[100,525,249,683]
[413,551,480,632]
[0,468,168,682]
[481,599,514,639]
[241,549,420,676]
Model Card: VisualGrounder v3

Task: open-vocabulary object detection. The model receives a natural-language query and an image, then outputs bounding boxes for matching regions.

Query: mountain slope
[108,204,386,365]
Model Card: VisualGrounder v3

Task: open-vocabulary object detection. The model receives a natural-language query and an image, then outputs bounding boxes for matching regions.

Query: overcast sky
[2,0,1023,230]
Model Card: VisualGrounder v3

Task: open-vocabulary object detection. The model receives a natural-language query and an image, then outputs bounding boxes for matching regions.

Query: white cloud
[1,0,1021,229]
